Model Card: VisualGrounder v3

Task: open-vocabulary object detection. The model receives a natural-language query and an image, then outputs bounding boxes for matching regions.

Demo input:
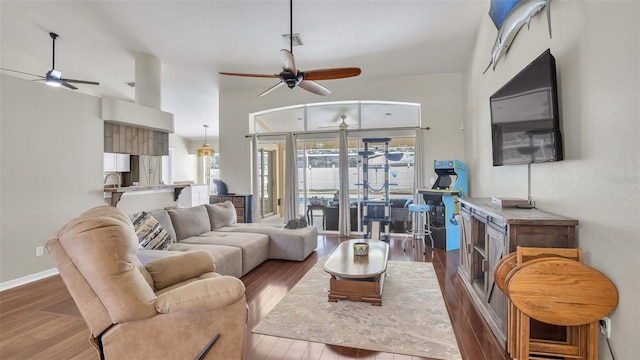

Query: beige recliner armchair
[46,206,248,360]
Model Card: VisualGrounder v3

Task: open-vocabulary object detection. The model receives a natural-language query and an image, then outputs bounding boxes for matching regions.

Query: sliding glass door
[251,100,421,232]
[294,135,415,234]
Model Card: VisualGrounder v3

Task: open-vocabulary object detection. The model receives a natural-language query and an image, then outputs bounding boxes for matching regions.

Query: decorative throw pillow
[167,206,211,240]
[148,210,177,244]
[132,211,172,250]
[205,201,237,229]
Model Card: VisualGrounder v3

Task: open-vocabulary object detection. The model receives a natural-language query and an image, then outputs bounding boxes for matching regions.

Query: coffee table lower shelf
[328,273,385,306]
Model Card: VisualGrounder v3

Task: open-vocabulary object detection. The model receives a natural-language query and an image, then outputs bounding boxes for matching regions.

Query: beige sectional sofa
[137,201,318,278]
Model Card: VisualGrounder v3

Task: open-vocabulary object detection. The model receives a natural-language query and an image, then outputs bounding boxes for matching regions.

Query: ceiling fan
[319,114,352,129]
[0,32,99,90]
[219,0,361,97]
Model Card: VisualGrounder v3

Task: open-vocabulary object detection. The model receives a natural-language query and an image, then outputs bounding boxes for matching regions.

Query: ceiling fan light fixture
[46,78,61,87]
[280,70,303,89]
[46,69,62,87]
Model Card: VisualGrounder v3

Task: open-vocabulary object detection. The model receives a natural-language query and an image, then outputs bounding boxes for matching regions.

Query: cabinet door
[103,153,117,172]
[139,156,162,186]
[232,196,245,207]
[104,153,130,172]
[178,185,210,207]
[221,196,233,204]
[470,213,487,295]
[485,223,508,335]
[115,154,130,172]
[192,185,209,206]
[459,208,473,281]
[236,208,245,223]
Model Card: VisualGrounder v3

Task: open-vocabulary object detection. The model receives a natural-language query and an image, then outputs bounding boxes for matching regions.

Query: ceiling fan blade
[60,81,78,90]
[319,114,350,128]
[218,71,279,79]
[280,49,296,74]
[258,81,285,97]
[318,122,350,129]
[303,67,361,81]
[298,80,330,96]
[0,68,45,79]
[61,78,100,86]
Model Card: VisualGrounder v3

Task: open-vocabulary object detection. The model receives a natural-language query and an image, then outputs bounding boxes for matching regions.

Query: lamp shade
[197,145,214,157]
[197,124,214,157]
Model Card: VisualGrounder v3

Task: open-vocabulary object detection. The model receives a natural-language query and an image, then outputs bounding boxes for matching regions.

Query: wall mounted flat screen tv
[490,49,563,166]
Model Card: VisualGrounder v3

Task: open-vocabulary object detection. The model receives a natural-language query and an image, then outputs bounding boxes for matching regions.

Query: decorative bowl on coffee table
[353,242,369,256]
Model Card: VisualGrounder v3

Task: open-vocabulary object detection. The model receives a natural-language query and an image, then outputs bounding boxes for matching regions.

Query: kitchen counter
[104,184,188,206]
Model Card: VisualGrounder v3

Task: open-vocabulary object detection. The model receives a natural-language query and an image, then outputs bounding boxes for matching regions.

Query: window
[250,101,421,234]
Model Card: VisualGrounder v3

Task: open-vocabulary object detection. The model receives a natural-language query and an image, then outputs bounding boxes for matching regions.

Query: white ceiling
[0,1,487,141]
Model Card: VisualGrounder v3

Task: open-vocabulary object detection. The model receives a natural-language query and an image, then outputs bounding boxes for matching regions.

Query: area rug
[252,259,462,359]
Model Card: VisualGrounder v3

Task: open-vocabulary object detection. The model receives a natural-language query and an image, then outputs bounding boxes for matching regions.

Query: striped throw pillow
[132,212,172,250]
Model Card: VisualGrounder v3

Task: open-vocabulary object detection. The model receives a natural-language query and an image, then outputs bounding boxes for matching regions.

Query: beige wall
[219,73,467,195]
[463,1,639,358]
[0,74,195,284]
[170,134,199,182]
[1,75,105,283]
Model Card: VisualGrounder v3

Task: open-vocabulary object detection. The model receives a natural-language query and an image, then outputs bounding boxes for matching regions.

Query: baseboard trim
[0,268,60,292]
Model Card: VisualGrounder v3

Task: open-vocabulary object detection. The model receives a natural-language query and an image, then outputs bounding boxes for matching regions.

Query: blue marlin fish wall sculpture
[483,0,552,74]
[489,0,523,29]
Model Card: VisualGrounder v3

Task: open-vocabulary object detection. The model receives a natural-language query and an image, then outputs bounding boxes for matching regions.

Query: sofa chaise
[137,201,318,278]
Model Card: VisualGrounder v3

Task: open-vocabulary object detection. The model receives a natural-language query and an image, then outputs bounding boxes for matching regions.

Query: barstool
[404,204,434,257]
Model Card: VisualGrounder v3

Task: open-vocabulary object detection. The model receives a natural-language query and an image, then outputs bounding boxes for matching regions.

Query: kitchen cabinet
[104,123,169,156]
[103,153,130,172]
[178,184,210,208]
[458,198,578,347]
[210,195,253,223]
[123,155,162,186]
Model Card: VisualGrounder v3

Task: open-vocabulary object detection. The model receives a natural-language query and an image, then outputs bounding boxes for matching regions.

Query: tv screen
[490,49,563,166]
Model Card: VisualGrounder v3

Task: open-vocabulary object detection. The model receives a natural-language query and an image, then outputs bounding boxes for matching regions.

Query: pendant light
[197,124,215,157]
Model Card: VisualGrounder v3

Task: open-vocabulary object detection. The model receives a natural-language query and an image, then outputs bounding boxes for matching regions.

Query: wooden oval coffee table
[323,239,389,306]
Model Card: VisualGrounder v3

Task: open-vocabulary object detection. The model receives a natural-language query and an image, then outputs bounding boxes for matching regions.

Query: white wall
[463,1,639,358]
[219,74,467,194]
[169,134,199,182]
[0,74,195,284]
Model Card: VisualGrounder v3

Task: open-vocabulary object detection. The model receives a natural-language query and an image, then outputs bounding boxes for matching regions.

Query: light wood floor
[0,236,509,360]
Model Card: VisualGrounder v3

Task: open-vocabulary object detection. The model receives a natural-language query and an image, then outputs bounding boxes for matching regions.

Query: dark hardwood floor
[0,236,509,360]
